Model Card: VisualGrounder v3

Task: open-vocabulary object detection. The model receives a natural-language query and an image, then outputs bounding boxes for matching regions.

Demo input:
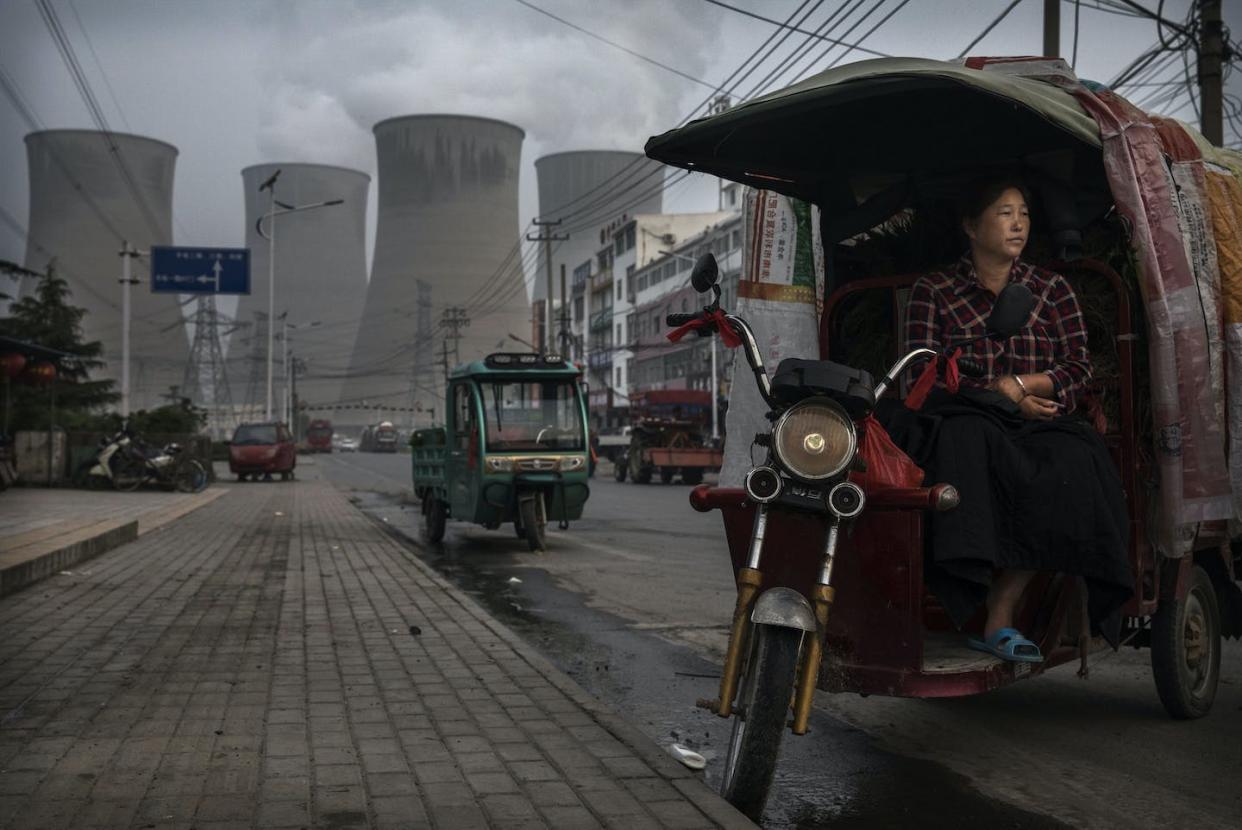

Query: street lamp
[659,249,720,442]
[255,168,343,421]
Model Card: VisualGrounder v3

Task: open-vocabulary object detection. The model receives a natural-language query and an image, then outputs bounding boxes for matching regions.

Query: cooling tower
[340,115,527,427]
[232,163,370,421]
[532,150,664,303]
[23,129,185,411]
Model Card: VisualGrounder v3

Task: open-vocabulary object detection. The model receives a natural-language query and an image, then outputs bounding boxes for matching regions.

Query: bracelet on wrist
[1013,375,1030,399]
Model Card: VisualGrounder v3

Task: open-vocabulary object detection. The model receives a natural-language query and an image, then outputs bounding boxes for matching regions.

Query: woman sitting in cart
[890,174,1133,663]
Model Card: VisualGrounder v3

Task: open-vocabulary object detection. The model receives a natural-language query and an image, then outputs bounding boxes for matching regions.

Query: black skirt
[876,388,1133,645]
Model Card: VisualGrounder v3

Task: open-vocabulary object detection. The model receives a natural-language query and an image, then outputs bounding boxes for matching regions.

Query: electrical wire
[956,0,1027,59]
[701,0,893,58]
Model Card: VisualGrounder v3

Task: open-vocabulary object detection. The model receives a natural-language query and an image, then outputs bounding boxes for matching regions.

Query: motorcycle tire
[423,498,447,544]
[659,468,674,484]
[175,460,208,493]
[614,458,627,482]
[721,624,803,822]
[111,456,145,492]
[1151,565,1221,719]
[519,494,546,552]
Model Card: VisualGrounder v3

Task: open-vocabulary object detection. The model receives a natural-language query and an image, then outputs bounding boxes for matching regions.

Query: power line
[701,0,893,58]
[957,0,1027,59]
[511,0,721,92]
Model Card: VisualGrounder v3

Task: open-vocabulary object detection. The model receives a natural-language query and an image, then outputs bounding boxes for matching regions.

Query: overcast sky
[2,0,1238,310]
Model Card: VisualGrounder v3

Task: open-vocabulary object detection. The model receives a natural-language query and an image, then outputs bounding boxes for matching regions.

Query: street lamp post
[255,169,343,421]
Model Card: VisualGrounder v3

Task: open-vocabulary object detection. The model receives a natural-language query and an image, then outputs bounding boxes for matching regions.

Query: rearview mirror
[988,283,1036,338]
[691,253,720,293]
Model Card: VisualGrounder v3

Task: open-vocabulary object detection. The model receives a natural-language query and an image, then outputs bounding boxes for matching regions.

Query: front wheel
[519,494,547,552]
[175,459,208,493]
[1151,565,1221,719]
[721,624,803,822]
[423,498,447,544]
[614,457,627,482]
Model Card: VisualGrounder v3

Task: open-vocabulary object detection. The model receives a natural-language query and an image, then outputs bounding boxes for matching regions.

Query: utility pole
[441,306,470,366]
[1043,0,1060,58]
[438,340,453,381]
[1199,0,1224,146]
[527,219,568,353]
[118,242,143,418]
[558,264,572,355]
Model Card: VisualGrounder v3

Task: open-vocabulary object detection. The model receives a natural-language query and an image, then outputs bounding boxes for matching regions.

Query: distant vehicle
[338,437,358,453]
[306,419,333,453]
[412,352,591,552]
[615,389,722,485]
[595,426,631,462]
[360,421,399,453]
[229,421,296,481]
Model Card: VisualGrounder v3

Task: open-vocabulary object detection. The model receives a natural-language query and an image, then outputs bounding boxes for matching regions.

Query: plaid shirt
[904,256,1092,413]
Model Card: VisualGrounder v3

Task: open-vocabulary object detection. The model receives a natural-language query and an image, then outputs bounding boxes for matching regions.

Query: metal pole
[545,236,554,353]
[265,188,276,421]
[1199,0,1224,145]
[1043,0,1060,57]
[711,336,719,442]
[120,242,132,418]
[282,317,289,424]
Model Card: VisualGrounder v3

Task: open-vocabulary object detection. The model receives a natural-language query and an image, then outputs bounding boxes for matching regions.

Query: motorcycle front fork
[705,505,839,735]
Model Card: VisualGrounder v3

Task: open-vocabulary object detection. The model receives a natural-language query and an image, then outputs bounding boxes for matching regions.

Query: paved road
[0,478,752,829]
[316,452,1242,829]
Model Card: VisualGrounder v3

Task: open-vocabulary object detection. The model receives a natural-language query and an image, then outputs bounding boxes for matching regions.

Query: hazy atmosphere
[3,0,1237,291]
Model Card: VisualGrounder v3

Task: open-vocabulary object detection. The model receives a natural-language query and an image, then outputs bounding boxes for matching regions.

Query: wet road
[313,451,1241,829]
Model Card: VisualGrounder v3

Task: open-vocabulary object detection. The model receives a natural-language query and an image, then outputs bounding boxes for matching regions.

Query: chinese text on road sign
[150,246,250,295]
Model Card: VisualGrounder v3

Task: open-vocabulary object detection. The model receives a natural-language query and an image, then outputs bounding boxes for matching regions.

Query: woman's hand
[1018,395,1060,420]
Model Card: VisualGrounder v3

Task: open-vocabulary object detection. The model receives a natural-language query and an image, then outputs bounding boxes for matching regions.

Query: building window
[615,365,622,386]
[616,322,623,344]
[732,229,741,249]
[616,281,622,300]
[625,225,636,251]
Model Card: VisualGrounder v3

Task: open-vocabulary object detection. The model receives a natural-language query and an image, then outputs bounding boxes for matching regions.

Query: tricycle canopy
[646,57,1118,251]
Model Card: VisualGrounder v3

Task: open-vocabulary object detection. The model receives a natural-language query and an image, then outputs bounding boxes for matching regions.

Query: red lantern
[21,361,56,386]
[0,353,25,379]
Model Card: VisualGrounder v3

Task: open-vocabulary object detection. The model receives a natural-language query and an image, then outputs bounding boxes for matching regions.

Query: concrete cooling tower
[232,163,370,421]
[532,150,664,304]
[23,129,185,411]
[341,115,527,427]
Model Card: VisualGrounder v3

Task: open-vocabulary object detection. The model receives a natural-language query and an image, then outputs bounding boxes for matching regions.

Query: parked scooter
[668,253,1032,818]
[84,429,209,493]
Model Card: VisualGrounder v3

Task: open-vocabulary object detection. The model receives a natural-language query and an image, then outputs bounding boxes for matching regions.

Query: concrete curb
[0,518,137,598]
[0,486,226,599]
[357,504,756,830]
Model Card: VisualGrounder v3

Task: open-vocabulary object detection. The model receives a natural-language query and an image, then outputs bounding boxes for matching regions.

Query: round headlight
[771,399,856,481]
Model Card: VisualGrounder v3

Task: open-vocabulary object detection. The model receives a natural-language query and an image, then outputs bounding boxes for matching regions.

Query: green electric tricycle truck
[410,353,591,551]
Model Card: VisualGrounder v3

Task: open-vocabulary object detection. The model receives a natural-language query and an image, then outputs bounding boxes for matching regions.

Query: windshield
[483,380,584,451]
[233,425,278,445]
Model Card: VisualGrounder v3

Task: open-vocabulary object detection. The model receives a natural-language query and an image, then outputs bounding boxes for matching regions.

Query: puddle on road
[356,491,1065,830]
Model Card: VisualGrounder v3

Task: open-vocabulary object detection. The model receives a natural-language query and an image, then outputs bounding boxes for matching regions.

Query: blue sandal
[967,627,1044,663]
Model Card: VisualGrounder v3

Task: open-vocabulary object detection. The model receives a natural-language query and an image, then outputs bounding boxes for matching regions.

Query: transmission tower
[441,306,470,366]
[181,296,236,437]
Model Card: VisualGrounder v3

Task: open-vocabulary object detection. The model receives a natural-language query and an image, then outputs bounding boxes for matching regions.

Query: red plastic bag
[851,414,924,491]
[904,348,961,411]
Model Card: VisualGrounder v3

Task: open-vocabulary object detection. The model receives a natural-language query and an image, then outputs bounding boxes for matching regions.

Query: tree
[0,261,117,430]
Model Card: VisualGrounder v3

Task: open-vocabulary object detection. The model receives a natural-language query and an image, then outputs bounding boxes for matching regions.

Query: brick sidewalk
[0,480,751,829]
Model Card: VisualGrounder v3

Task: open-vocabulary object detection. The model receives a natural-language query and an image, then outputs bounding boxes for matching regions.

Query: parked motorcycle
[84,430,209,493]
[668,253,1032,817]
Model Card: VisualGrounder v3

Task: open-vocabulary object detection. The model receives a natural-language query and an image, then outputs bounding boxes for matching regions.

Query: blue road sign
[150,246,250,295]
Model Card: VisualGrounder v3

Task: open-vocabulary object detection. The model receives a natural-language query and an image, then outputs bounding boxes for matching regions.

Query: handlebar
[666,313,698,327]
[957,356,986,378]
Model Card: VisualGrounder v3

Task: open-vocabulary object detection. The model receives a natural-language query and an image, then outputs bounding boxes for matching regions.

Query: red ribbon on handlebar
[904,348,961,411]
[666,309,742,348]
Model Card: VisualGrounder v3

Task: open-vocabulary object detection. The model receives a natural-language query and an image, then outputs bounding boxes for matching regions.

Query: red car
[229,421,296,481]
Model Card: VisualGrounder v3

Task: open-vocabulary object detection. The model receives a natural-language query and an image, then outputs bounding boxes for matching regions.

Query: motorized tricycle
[412,352,590,552]
[644,56,1242,819]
